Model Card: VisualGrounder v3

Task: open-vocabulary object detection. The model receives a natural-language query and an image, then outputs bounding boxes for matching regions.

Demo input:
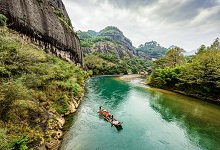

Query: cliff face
[0,0,84,67]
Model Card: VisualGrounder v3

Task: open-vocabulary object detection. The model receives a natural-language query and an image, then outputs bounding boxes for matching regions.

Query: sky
[62,0,220,51]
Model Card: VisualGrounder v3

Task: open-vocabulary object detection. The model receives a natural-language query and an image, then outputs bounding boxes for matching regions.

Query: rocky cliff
[0,0,84,67]
[78,26,168,60]
[78,26,136,59]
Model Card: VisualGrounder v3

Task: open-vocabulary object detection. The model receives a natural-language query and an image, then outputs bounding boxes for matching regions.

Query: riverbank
[116,74,145,81]
[117,74,220,104]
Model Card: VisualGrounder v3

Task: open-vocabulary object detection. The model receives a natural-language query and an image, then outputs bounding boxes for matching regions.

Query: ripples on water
[60,76,220,150]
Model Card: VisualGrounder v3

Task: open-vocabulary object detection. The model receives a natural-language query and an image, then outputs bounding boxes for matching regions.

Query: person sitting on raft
[102,109,108,116]
[106,112,111,118]
[99,106,113,119]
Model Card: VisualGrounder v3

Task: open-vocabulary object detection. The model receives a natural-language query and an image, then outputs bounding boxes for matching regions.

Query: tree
[196,45,206,55]
[178,49,220,98]
[153,47,186,69]
[209,38,220,50]
[165,47,186,68]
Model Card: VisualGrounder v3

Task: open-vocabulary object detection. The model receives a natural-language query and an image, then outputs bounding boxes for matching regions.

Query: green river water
[60,76,220,150]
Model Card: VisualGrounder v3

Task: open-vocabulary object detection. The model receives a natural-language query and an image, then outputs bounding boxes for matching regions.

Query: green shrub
[12,136,28,150]
[0,14,7,26]
[55,95,69,114]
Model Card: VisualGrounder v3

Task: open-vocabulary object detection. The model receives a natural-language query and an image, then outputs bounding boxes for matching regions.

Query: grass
[0,26,89,149]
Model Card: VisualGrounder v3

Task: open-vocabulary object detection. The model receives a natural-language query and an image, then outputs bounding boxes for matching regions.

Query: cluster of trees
[84,51,152,75]
[148,39,220,101]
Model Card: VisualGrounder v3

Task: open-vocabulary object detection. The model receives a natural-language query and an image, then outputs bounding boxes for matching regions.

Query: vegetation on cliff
[78,26,134,56]
[0,26,89,149]
[148,39,220,102]
[53,8,75,33]
[78,26,153,75]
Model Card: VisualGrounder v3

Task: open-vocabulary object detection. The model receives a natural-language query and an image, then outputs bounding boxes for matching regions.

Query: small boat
[98,107,123,126]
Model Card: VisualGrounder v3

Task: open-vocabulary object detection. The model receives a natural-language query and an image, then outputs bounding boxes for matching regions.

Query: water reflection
[88,76,130,109]
[147,88,220,150]
[114,125,123,131]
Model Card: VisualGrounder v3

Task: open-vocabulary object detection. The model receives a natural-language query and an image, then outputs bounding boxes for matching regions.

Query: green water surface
[60,76,220,150]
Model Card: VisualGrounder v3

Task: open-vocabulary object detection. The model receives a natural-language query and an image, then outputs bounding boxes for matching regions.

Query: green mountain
[136,41,168,59]
[78,26,135,58]
[78,27,168,60]
[77,26,153,75]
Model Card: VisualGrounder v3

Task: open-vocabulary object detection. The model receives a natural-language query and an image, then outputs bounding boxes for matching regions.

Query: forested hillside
[0,25,89,149]
[84,52,152,75]
[77,26,167,75]
[148,39,220,102]
[136,41,168,59]
[78,26,135,58]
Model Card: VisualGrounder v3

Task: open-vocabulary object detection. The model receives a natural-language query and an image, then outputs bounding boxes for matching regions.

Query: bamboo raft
[98,109,123,126]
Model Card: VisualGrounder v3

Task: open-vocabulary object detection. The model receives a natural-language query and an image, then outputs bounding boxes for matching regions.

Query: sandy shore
[117,74,144,81]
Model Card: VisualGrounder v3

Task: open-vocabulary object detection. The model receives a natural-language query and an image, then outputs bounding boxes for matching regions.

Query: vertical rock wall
[0,0,84,67]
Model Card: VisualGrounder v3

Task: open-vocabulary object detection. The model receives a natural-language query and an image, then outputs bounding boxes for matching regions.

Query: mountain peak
[99,26,123,36]
[168,45,178,49]
[77,26,135,58]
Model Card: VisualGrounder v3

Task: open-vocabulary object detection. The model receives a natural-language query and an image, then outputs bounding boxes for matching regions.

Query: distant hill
[136,41,168,59]
[77,26,170,75]
[167,45,197,56]
[182,49,197,56]
[77,26,155,75]
[78,26,168,60]
[168,45,178,50]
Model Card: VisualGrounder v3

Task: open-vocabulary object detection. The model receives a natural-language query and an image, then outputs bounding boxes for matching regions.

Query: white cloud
[63,0,220,51]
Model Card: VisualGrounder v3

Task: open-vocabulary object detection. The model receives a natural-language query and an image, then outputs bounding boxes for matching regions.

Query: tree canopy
[148,39,220,101]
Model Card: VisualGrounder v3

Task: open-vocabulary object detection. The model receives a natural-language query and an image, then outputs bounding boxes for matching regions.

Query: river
[60,76,220,150]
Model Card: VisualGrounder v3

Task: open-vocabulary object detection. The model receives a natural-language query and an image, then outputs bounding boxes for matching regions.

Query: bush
[0,14,7,26]
[12,136,28,150]
[148,66,181,89]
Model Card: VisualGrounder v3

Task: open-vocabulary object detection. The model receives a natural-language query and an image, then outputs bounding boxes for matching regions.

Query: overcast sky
[62,0,220,51]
